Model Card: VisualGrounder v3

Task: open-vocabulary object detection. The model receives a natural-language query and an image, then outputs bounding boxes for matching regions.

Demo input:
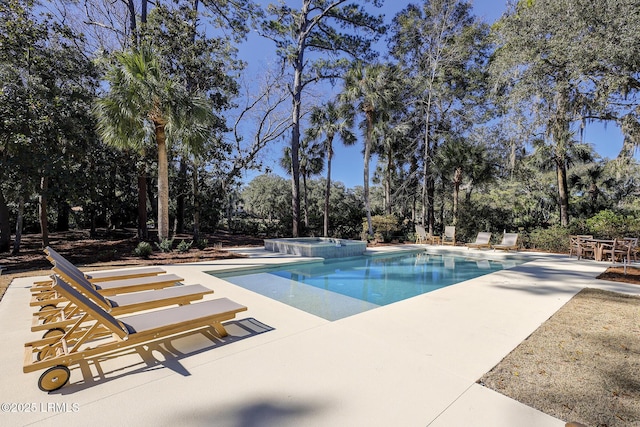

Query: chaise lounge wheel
[38,365,70,392]
[39,305,60,324]
[36,345,57,361]
[42,328,66,339]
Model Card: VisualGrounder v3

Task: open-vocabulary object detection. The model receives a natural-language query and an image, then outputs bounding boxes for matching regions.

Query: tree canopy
[1,0,639,252]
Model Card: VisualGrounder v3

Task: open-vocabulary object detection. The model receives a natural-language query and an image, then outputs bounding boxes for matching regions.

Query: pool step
[225,273,380,321]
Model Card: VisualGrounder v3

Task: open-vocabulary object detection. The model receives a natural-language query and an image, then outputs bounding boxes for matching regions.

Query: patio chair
[466,232,492,249]
[492,233,519,251]
[569,235,593,258]
[600,239,632,263]
[24,276,247,392]
[623,237,638,262]
[415,225,427,244]
[576,237,597,260]
[31,247,166,292]
[32,274,214,335]
[441,226,456,246]
[415,224,440,245]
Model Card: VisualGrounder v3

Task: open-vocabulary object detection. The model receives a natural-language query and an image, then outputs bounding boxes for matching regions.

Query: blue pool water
[211,251,523,321]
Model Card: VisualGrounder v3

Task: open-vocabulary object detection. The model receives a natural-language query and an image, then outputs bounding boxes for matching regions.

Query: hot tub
[264,237,367,258]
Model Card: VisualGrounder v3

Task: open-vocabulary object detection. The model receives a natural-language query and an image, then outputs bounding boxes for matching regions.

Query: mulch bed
[0,229,263,273]
[596,266,640,285]
[0,230,264,301]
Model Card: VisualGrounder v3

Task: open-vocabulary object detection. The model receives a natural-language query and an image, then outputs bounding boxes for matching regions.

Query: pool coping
[206,245,538,277]
[1,244,639,426]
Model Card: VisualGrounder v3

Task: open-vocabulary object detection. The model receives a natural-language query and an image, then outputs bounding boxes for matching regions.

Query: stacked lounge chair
[23,247,248,392]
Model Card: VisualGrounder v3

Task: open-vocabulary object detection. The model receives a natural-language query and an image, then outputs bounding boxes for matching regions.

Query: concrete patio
[1,245,638,426]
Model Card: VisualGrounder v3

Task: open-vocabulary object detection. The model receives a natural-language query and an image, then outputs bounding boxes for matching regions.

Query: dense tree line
[1,0,640,254]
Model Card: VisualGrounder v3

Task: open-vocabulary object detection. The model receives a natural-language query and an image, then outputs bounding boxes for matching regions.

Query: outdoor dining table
[584,239,615,262]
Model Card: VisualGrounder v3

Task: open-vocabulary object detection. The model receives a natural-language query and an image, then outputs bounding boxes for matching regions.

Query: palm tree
[340,63,397,237]
[306,101,356,236]
[569,153,614,216]
[436,138,486,225]
[94,45,214,241]
[374,120,411,215]
[530,136,597,223]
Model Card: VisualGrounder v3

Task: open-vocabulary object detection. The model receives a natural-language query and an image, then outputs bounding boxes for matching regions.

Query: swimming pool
[210,251,525,321]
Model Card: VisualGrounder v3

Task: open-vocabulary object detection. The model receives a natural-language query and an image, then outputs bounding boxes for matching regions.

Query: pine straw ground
[479,284,640,427]
[1,233,639,426]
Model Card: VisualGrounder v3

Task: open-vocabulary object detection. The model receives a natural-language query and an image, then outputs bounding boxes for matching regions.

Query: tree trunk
[421,92,434,231]
[588,183,599,212]
[56,200,70,232]
[412,195,416,223]
[0,187,11,252]
[556,157,569,227]
[176,159,187,234]
[465,184,473,204]
[385,147,393,215]
[552,80,571,227]
[422,142,437,234]
[156,123,170,241]
[137,170,148,240]
[289,5,311,238]
[12,196,24,255]
[452,168,462,225]
[146,175,157,224]
[126,0,137,46]
[364,110,374,237]
[324,140,333,237]
[141,0,148,24]
[192,165,200,241]
[39,175,49,247]
[291,73,302,237]
[439,180,445,228]
[427,176,435,235]
[225,188,234,233]
[302,173,309,230]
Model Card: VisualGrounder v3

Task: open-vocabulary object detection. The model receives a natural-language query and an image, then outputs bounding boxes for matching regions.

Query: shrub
[133,242,153,258]
[627,215,640,236]
[527,226,571,253]
[363,214,400,242]
[194,238,208,250]
[97,249,117,262]
[176,239,193,253]
[585,210,627,238]
[155,238,174,253]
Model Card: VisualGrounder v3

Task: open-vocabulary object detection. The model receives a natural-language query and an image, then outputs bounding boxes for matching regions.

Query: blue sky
[238,1,633,188]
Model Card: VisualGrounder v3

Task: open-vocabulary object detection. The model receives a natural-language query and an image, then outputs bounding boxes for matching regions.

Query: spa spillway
[264,237,367,258]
